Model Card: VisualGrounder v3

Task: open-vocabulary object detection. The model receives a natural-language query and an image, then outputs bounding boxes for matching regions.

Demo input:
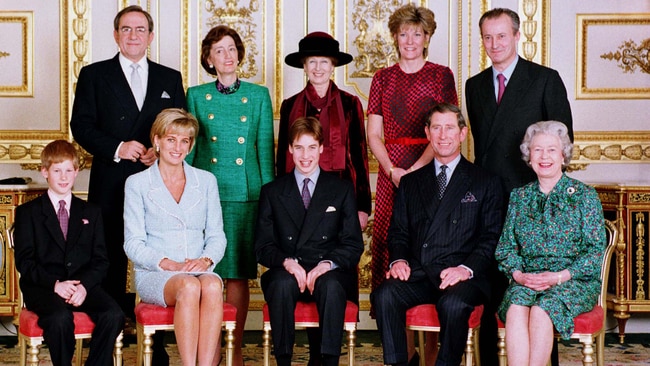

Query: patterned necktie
[57,200,69,240]
[130,63,144,110]
[437,165,448,200]
[301,178,311,209]
[497,73,506,105]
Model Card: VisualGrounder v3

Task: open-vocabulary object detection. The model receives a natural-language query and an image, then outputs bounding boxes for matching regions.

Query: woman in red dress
[367,4,457,363]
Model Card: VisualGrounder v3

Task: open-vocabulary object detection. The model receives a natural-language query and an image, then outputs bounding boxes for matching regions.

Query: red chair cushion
[406,304,484,328]
[496,314,505,328]
[572,305,604,334]
[135,302,237,326]
[262,301,358,323]
[19,309,95,337]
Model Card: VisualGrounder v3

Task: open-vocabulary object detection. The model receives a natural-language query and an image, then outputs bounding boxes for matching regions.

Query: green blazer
[186,81,274,202]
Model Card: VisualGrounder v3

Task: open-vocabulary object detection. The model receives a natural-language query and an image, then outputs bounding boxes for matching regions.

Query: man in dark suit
[70,5,185,364]
[14,140,124,366]
[372,103,504,366]
[464,8,573,365]
[255,116,364,366]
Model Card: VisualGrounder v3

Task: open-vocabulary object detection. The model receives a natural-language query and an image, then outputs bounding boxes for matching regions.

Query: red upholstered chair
[261,300,359,366]
[406,304,483,366]
[18,309,124,366]
[6,226,124,366]
[496,219,618,366]
[134,301,237,366]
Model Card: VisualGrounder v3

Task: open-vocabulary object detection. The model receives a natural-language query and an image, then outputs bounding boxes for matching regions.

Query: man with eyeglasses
[70,6,185,365]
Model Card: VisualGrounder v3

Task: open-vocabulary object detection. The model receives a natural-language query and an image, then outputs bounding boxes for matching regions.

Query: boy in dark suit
[371,103,504,366]
[14,140,124,366]
[255,117,364,366]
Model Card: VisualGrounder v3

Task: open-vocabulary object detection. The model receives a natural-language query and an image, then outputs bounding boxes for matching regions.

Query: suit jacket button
[66,262,72,267]
[452,219,458,224]
[322,236,327,240]
[423,243,428,248]
[208,113,214,120]
[211,158,217,164]
[120,116,125,120]
[237,137,245,144]
[240,116,247,122]
[236,158,243,165]
[205,93,212,100]
[241,97,248,104]
[287,236,292,241]
[211,136,217,142]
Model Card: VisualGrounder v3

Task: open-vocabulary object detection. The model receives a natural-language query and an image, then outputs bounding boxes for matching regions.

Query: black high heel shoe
[408,351,420,366]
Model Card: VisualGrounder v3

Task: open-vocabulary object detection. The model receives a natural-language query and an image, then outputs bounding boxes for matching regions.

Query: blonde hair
[150,108,199,156]
[388,4,436,58]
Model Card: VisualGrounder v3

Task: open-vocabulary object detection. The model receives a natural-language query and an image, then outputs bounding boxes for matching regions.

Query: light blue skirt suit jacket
[123,161,227,306]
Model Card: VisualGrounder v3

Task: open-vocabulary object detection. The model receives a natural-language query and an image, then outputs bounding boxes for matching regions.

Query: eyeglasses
[119,26,148,35]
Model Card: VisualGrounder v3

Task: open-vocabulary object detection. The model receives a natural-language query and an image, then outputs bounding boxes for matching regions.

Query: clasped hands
[512,270,570,291]
[54,280,87,307]
[160,258,211,272]
[284,259,331,294]
[118,141,156,166]
[386,261,471,289]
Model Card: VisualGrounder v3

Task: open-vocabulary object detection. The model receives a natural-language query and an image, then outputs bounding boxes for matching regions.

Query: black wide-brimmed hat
[285,31,353,68]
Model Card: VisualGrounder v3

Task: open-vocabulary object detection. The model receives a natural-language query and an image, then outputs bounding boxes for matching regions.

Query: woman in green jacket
[186,25,274,366]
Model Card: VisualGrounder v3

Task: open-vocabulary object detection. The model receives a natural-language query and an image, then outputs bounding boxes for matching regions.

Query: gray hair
[520,121,573,167]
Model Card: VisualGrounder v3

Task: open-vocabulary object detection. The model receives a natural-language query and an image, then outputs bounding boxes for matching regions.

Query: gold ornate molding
[0,11,33,96]
[571,131,650,166]
[600,38,650,75]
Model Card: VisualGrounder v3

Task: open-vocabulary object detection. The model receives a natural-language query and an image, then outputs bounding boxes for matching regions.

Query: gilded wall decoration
[0,2,69,165]
[569,131,650,169]
[600,38,650,75]
[0,12,33,97]
[576,14,650,99]
[344,0,425,100]
[204,0,261,80]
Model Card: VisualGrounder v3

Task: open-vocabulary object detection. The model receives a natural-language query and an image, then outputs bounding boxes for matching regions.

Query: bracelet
[389,165,395,180]
[557,273,562,286]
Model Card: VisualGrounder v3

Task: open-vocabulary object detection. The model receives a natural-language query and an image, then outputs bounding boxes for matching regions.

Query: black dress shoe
[408,351,420,366]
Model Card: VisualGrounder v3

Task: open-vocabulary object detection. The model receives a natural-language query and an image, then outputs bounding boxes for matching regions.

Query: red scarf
[286,81,347,171]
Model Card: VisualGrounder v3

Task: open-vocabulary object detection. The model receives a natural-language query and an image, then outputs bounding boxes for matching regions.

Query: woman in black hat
[277,31,371,231]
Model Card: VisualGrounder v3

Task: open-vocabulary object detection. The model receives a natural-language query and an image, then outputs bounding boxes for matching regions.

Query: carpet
[1,332,649,365]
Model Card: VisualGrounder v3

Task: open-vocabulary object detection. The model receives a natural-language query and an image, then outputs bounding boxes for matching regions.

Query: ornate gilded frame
[576,13,650,100]
[0,11,33,97]
[0,1,78,166]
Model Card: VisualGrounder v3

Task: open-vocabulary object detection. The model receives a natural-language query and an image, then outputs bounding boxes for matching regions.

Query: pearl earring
[156,145,160,152]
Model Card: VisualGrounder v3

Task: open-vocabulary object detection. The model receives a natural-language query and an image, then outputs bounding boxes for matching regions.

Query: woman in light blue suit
[124,108,227,366]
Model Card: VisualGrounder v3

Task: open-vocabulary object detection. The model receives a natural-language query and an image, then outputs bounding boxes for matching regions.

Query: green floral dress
[495,174,606,339]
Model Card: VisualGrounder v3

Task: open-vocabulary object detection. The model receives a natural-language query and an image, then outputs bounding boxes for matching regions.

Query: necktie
[497,73,506,105]
[130,63,144,110]
[437,165,447,200]
[57,200,69,240]
[301,178,311,209]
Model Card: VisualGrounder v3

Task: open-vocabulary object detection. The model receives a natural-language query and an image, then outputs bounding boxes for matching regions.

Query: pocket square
[161,91,171,99]
[461,192,478,203]
[81,219,89,224]
[325,206,337,212]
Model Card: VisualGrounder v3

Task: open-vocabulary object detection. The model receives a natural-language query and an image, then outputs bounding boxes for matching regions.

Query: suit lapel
[278,176,306,231]
[425,158,472,239]
[416,164,440,222]
[40,196,67,250]
[104,55,140,116]
[65,197,85,250]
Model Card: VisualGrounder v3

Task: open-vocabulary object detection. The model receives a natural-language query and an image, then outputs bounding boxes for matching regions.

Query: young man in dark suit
[464,8,573,364]
[14,140,124,366]
[372,103,504,366]
[255,116,364,366]
[70,6,185,364]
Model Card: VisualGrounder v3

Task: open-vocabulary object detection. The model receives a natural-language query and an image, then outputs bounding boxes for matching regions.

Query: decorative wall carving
[204,0,262,80]
[600,38,650,75]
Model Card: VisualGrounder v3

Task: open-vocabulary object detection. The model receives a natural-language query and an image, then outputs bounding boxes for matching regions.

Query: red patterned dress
[368,61,458,299]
